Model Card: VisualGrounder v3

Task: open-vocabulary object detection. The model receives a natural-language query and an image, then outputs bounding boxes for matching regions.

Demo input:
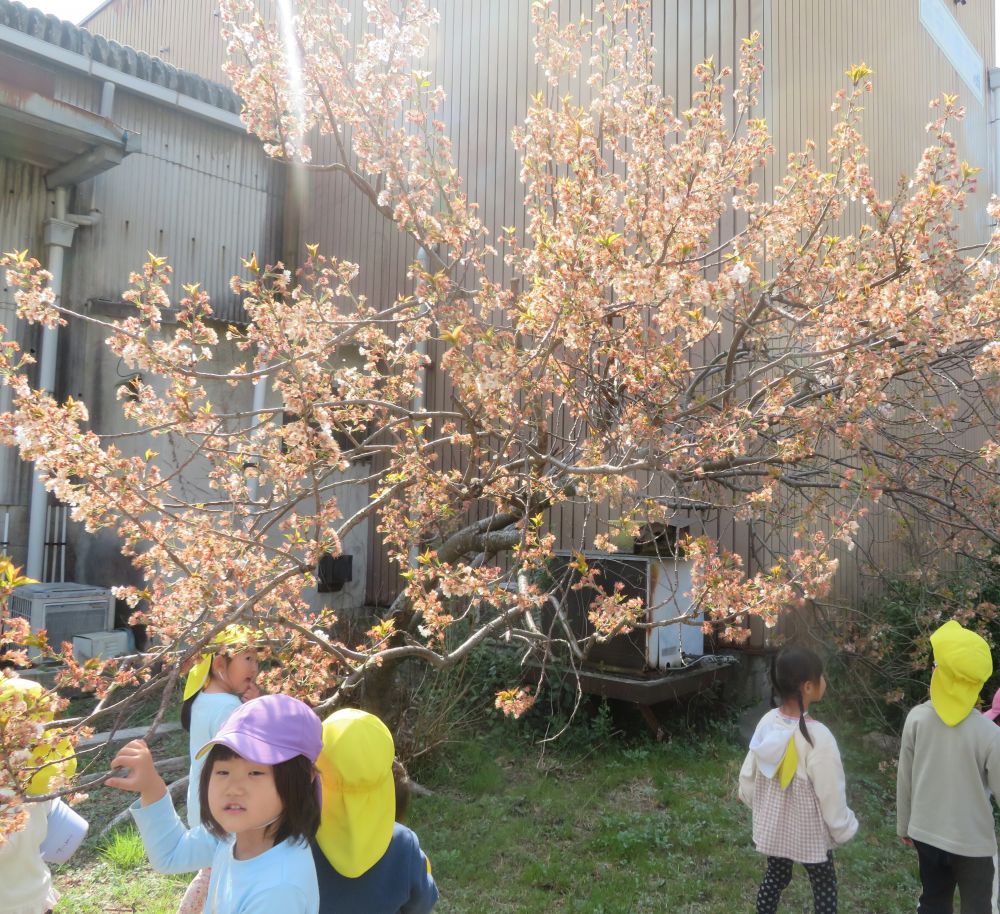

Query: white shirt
[739,709,858,863]
[0,800,58,914]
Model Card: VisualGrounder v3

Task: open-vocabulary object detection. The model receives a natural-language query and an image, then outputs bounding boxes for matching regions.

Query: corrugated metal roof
[0,0,241,114]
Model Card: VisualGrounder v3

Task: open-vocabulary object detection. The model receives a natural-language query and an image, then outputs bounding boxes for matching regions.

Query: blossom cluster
[0,0,997,833]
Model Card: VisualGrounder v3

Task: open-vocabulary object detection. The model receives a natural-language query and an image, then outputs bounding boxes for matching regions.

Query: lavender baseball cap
[196,694,323,764]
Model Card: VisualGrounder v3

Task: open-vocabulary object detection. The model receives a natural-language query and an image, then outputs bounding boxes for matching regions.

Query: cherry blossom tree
[1,0,999,835]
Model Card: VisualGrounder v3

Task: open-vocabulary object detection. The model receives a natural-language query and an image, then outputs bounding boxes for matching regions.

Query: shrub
[832,557,1000,730]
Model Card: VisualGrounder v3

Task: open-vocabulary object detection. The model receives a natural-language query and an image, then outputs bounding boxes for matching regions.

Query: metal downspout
[407,247,431,572]
[246,353,268,505]
[25,80,115,580]
[990,68,1000,211]
[25,187,77,581]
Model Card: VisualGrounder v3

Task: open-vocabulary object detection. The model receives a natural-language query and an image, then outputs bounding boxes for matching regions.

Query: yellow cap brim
[182,653,213,701]
[0,679,77,795]
[315,778,395,877]
[182,625,260,701]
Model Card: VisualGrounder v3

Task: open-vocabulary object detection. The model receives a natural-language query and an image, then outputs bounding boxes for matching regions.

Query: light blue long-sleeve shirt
[186,691,242,826]
[130,793,319,914]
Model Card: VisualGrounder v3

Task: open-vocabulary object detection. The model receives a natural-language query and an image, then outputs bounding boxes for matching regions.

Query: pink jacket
[983,689,1000,723]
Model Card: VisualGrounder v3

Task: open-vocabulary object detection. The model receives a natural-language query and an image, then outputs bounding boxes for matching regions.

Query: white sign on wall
[920,0,985,104]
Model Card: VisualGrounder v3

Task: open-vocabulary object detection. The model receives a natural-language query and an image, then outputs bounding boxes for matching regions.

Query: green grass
[96,827,147,870]
[50,719,192,914]
[412,718,916,914]
[50,707,921,913]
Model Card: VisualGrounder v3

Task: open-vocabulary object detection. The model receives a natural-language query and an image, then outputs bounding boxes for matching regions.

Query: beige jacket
[897,700,1000,857]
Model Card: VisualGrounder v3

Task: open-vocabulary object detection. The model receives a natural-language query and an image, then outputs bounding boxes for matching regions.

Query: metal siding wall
[51,74,102,112]
[67,91,283,322]
[762,0,994,613]
[82,0,278,85]
[81,0,996,608]
[297,1,769,603]
[367,0,755,602]
[769,0,992,246]
[0,158,48,511]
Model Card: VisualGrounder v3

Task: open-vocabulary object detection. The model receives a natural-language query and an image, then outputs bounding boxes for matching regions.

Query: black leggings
[756,853,838,914]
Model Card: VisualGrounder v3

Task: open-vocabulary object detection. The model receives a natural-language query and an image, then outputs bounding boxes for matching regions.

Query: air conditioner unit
[548,552,703,672]
[8,583,115,659]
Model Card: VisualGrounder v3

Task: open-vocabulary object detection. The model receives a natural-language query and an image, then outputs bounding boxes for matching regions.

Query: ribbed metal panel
[66,91,283,323]
[82,0,277,86]
[765,0,992,244]
[303,0,767,604]
[0,157,47,509]
[760,0,993,612]
[78,0,998,611]
[51,72,102,112]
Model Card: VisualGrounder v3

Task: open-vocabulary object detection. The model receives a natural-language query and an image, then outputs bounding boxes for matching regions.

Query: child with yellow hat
[0,675,86,914]
[897,620,1000,913]
[177,625,260,914]
[313,709,438,913]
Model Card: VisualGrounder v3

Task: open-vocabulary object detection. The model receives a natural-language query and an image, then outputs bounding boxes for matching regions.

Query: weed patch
[97,827,146,870]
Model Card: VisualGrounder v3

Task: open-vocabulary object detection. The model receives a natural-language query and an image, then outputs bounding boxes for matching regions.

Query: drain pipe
[991,67,1000,211]
[25,187,77,581]
[246,346,268,505]
[407,246,431,571]
[25,81,114,580]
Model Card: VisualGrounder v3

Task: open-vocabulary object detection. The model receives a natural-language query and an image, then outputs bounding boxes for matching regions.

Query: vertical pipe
[990,68,1000,207]
[408,247,431,571]
[246,350,268,505]
[60,505,67,583]
[100,81,115,119]
[25,187,76,581]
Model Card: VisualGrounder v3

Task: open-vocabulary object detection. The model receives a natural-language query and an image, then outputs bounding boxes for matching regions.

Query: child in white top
[739,647,858,914]
[108,694,323,914]
[0,677,86,914]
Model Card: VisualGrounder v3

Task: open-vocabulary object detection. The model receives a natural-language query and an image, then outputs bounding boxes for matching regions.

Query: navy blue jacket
[313,823,439,914]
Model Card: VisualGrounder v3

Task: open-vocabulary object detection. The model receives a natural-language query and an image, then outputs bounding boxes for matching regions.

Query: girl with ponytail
[738,646,858,914]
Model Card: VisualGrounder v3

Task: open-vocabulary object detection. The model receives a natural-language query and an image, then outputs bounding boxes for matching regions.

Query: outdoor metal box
[8,583,115,659]
[72,630,129,660]
[548,553,703,673]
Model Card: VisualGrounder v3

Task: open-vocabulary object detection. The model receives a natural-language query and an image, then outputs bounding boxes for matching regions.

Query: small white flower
[730,261,752,285]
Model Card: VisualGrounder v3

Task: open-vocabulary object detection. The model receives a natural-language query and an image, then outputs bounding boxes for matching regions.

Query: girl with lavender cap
[108,694,323,914]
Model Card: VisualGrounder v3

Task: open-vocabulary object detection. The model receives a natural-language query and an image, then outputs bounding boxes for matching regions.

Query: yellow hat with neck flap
[929,620,993,727]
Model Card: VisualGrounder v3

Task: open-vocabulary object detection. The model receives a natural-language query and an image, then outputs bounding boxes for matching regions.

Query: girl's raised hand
[107,739,167,807]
